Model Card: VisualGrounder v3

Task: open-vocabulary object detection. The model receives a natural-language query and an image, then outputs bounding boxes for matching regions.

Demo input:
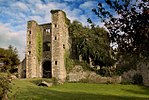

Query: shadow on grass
[122,85,149,96]
[28,78,52,85]
[15,85,149,100]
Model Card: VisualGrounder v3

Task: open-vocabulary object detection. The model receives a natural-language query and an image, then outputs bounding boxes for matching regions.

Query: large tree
[69,20,115,68]
[93,0,149,62]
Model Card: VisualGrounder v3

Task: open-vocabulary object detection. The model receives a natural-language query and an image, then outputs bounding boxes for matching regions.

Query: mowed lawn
[11,79,149,100]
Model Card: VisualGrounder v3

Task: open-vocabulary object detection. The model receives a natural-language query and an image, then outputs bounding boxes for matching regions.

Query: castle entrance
[42,60,52,78]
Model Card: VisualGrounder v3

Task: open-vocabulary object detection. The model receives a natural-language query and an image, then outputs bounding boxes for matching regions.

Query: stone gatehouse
[18,10,69,83]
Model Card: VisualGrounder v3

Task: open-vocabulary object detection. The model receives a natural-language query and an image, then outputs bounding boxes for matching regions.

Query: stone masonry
[18,10,69,83]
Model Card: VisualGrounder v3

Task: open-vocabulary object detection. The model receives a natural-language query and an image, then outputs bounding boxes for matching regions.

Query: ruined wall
[51,10,68,83]
[137,63,149,86]
[19,10,69,83]
[40,23,52,78]
[122,62,149,86]
[18,58,26,78]
[26,21,42,78]
[40,23,51,61]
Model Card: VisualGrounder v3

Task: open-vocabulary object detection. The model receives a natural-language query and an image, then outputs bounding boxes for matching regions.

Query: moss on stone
[64,50,74,73]
[36,26,43,64]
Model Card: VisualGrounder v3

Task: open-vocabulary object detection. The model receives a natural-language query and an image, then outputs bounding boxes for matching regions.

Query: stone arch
[42,60,52,78]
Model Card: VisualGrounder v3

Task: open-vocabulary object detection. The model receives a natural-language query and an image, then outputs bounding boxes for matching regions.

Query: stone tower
[20,10,69,83]
[51,10,68,82]
[26,20,42,78]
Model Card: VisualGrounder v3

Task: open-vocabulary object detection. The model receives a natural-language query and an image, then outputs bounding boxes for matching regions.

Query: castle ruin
[18,10,69,83]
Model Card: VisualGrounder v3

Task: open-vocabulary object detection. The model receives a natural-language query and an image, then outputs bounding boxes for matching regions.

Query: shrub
[132,74,143,84]
[0,74,11,100]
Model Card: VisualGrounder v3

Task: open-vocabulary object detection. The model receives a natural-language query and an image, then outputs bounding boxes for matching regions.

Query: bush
[0,74,11,100]
[132,74,143,84]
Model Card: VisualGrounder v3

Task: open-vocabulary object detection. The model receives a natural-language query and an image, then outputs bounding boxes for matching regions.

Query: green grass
[11,79,149,100]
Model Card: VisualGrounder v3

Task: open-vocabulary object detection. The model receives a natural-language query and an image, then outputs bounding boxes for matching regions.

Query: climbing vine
[64,50,74,73]
[36,26,43,64]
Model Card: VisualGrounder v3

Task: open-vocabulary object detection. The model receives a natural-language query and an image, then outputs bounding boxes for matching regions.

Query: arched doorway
[42,60,52,78]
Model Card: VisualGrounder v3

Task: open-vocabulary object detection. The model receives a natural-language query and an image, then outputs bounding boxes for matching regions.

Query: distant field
[11,79,149,100]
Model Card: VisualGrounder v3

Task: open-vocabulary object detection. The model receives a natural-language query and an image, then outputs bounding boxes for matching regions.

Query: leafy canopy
[69,20,115,67]
[0,45,20,73]
[93,0,149,61]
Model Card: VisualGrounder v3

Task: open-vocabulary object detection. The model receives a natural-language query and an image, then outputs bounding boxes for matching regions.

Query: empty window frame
[55,61,57,65]
[28,51,31,55]
[55,36,57,40]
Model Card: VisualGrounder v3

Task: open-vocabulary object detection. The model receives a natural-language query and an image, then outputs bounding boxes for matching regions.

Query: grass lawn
[11,79,149,100]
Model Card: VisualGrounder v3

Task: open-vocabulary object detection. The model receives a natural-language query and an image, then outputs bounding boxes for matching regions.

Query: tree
[92,0,149,68]
[0,45,20,73]
[69,20,115,68]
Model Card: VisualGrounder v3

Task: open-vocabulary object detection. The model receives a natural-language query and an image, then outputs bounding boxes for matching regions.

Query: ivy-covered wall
[64,50,74,73]
[36,26,43,64]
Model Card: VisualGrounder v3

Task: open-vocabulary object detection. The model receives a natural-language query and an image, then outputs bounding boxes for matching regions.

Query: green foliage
[96,67,111,77]
[115,54,139,75]
[0,45,20,73]
[93,0,149,62]
[69,20,115,68]
[132,74,143,85]
[74,60,91,71]
[0,73,12,100]
[36,27,43,64]
[64,50,74,73]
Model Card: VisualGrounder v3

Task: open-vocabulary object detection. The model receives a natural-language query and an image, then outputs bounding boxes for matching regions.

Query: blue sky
[0,0,103,60]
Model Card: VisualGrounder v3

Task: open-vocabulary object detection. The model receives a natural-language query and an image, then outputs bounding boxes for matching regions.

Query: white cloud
[0,0,101,61]
[13,2,28,11]
[0,23,26,60]
[79,1,97,9]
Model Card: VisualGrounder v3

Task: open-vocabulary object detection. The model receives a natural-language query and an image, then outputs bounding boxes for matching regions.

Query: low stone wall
[67,65,121,84]
[122,69,138,83]
[137,63,149,86]
[121,62,149,86]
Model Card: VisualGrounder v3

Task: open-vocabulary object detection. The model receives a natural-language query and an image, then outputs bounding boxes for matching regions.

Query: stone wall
[26,21,37,78]
[26,21,42,78]
[51,10,68,83]
[18,58,26,78]
[138,63,149,86]
[19,10,69,83]
[121,62,149,86]
[67,65,122,84]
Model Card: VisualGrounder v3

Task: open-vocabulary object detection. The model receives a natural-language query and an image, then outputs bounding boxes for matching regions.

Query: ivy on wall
[64,50,74,73]
[36,26,43,64]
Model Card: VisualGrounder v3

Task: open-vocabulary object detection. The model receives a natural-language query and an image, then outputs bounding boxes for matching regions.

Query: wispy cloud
[79,1,98,9]
[0,23,26,60]
[0,0,100,60]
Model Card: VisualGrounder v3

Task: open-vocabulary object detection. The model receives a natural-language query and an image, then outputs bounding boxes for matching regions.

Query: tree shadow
[122,85,149,96]
[15,85,149,100]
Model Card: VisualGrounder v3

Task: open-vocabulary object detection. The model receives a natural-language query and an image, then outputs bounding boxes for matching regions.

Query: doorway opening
[42,60,52,78]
